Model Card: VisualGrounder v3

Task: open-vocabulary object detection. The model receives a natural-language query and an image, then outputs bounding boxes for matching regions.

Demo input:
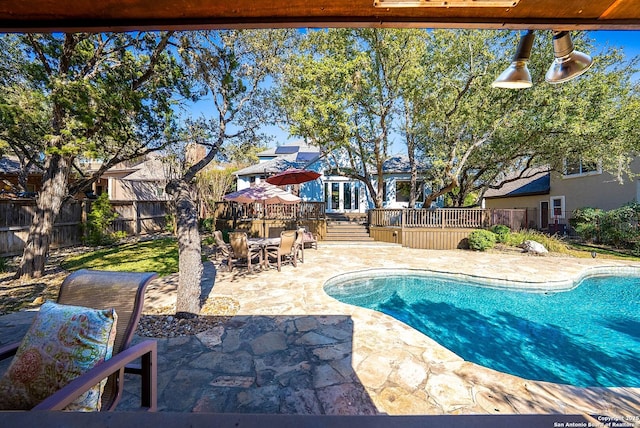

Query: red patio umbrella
[266,168,321,186]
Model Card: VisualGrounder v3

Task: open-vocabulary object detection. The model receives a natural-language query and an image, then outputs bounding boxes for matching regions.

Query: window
[395,181,425,203]
[563,156,600,177]
[550,196,565,219]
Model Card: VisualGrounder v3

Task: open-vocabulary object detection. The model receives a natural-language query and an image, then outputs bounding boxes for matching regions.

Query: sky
[189,29,640,153]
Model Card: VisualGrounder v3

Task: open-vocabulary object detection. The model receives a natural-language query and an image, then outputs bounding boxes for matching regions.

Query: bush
[85,193,119,246]
[490,224,511,243]
[570,207,603,242]
[199,217,215,232]
[468,229,497,251]
[570,202,640,249]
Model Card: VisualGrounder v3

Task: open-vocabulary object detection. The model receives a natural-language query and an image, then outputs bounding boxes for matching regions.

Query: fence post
[133,200,140,235]
[82,199,90,241]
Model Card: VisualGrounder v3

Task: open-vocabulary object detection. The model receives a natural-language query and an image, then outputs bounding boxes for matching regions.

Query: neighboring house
[0,156,43,198]
[234,140,439,214]
[100,155,170,201]
[483,160,640,232]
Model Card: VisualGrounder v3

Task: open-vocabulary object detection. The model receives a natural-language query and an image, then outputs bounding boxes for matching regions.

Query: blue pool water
[324,271,640,388]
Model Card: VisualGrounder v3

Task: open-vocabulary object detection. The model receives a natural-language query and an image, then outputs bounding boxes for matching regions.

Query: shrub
[199,217,215,232]
[490,224,511,243]
[570,202,640,249]
[85,194,119,246]
[570,207,603,242]
[0,257,7,273]
[468,229,497,251]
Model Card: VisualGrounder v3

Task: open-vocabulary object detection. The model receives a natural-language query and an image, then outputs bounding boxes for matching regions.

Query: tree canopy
[279,29,640,208]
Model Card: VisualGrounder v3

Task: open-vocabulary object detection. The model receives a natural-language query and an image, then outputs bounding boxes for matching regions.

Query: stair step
[325,214,371,241]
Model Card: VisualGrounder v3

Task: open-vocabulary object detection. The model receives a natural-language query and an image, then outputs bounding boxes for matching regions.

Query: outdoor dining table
[247,237,280,268]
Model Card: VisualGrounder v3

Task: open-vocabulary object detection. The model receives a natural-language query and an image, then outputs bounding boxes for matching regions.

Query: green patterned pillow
[0,301,118,411]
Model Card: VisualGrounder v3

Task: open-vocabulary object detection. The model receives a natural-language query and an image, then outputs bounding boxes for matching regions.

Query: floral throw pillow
[0,301,117,411]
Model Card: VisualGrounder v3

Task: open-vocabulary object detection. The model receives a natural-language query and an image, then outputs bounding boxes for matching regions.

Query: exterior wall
[549,169,637,217]
[111,180,168,201]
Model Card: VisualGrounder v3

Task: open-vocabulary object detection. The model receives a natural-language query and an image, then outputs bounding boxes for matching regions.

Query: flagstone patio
[119,243,640,420]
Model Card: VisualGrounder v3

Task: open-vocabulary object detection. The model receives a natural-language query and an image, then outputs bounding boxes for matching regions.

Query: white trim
[562,158,602,179]
[550,195,566,219]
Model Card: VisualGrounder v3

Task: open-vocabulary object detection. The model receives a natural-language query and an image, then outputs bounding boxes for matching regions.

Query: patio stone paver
[1,243,639,421]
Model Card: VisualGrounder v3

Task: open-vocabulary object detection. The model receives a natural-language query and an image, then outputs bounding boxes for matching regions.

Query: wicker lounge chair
[228,231,262,272]
[265,229,298,272]
[0,269,158,411]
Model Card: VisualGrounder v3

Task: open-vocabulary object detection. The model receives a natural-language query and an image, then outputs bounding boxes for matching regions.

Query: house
[0,157,43,198]
[234,141,439,214]
[483,160,640,233]
[99,155,170,201]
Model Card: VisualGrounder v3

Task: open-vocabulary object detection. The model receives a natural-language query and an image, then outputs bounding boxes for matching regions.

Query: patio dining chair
[301,226,318,250]
[295,227,305,264]
[228,231,262,272]
[265,229,298,272]
[0,269,158,411]
[213,230,233,263]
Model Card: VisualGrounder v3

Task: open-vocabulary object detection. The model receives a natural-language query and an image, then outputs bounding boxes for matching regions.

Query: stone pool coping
[323,264,640,292]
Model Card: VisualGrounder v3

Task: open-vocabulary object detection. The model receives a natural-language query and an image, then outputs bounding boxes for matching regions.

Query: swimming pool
[324,268,640,388]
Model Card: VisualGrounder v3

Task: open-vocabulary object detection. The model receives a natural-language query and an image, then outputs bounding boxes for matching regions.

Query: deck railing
[214,201,325,221]
[369,208,527,231]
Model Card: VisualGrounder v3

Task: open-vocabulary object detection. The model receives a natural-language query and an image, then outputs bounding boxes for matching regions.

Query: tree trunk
[167,179,203,316]
[15,153,71,279]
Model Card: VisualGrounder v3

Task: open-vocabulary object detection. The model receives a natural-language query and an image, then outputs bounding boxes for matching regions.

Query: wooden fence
[0,199,171,257]
[368,208,529,250]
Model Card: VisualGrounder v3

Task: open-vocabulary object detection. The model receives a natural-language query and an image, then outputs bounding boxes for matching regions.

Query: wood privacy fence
[0,199,171,257]
[368,208,529,250]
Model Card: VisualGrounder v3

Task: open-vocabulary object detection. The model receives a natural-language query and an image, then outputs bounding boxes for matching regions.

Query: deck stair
[324,213,373,242]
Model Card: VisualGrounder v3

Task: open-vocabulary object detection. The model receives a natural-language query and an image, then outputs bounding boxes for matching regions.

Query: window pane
[582,161,598,173]
[396,181,410,202]
[344,183,352,210]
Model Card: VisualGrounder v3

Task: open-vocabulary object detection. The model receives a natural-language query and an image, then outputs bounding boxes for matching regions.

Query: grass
[502,229,640,261]
[61,238,179,276]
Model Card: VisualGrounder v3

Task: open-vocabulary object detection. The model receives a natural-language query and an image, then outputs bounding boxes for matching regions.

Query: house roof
[235,157,297,176]
[484,168,551,199]
[236,141,322,177]
[0,157,43,175]
[101,155,169,181]
[257,140,320,159]
[381,155,429,174]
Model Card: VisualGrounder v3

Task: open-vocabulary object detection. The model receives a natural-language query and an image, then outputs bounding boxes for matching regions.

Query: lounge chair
[228,231,262,272]
[265,230,298,272]
[0,269,158,411]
